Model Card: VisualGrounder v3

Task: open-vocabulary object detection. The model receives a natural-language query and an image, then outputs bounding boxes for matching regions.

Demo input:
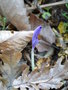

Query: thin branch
[27,1,67,10]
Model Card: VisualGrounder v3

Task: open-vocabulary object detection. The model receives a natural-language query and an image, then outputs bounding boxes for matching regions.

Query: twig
[27,1,67,10]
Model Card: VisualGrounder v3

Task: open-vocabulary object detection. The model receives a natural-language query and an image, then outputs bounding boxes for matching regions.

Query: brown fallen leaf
[0,0,31,30]
[40,24,55,44]
[0,31,34,54]
[12,57,68,90]
[0,56,28,90]
[0,52,22,65]
[30,13,45,30]
[36,24,55,52]
[0,30,34,90]
[36,40,52,52]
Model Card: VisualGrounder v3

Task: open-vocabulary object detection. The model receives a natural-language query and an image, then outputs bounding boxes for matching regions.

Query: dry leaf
[0,81,7,90]
[0,31,17,43]
[0,52,22,65]
[30,13,45,30]
[0,30,34,89]
[13,57,68,90]
[0,0,31,30]
[36,40,52,52]
[36,24,55,52]
[0,31,34,54]
[0,61,28,90]
[40,24,55,44]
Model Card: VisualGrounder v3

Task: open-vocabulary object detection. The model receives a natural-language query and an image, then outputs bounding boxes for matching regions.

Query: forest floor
[0,0,68,90]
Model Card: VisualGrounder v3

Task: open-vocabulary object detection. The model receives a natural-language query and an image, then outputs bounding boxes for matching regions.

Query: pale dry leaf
[0,31,17,43]
[13,57,68,90]
[0,30,33,90]
[40,24,55,44]
[0,76,7,85]
[0,31,34,54]
[0,63,28,90]
[38,57,68,89]
[0,80,18,90]
[0,0,31,30]
[36,40,52,52]
[0,81,7,90]
[36,24,55,52]
[20,87,27,90]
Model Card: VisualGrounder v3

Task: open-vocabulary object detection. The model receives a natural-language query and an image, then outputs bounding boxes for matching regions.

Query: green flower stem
[31,48,35,71]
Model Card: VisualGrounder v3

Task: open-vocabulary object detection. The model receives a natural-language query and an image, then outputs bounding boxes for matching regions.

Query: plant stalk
[31,48,35,71]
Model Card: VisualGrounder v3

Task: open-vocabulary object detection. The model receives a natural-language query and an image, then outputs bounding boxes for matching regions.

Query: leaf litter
[12,57,68,90]
[0,0,68,90]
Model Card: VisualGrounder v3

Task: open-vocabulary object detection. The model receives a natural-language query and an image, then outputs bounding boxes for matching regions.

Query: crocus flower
[32,25,42,49]
[31,25,42,71]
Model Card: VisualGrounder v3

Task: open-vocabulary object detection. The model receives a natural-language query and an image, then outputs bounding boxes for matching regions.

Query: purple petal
[32,25,42,49]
